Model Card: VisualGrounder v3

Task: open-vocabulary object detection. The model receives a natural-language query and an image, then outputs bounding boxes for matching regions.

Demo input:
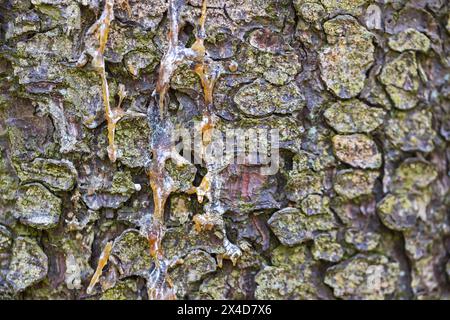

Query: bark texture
[0,0,449,299]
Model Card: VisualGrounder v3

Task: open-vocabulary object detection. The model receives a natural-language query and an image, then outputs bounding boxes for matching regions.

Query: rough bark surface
[0,0,449,300]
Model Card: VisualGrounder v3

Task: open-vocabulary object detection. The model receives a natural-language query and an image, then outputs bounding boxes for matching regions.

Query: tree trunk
[0,0,449,300]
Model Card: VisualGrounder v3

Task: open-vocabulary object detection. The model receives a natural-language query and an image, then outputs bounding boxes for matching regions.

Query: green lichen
[6,237,48,293]
[225,115,304,153]
[169,250,217,298]
[294,1,326,23]
[334,169,379,200]
[195,268,250,300]
[170,63,203,93]
[312,232,344,262]
[380,52,419,93]
[104,21,155,64]
[0,225,12,253]
[234,80,305,117]
[385,109,435,153]
[255,245,328,299]
[115,117,151,168]
[320,0,369,15]
[110,171,138,195]
[168,195,193,226]
[286,169,324,202]
[344,228,380,252]
[0,151,19,202]
[324,99,386,133]
[1,0,448,301]
[82,169,139,210]
[100,279,140,300]
[319,15,374,98]
[124,49,160,78]
[268,207,337,246]
[388,29,431,53]
[377,192,430,231]
[62,68,110,129]
[384,85,419,110]
[332,134,382,169]
[270,245,310,266]
[300,194,331,216]
[15,158,77,191]
[16,183,62,229]
[13,29,73,84]
[111,230,153,277]
[164,160,197,193]
[324,254,400,300]
[391,159,437,191]
[5,11,40,40]
[225,0,291,28]
[257,52,301,85]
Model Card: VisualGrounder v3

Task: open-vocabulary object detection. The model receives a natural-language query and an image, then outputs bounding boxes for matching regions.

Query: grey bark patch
[15,184,62,229]
[6,237,48,293]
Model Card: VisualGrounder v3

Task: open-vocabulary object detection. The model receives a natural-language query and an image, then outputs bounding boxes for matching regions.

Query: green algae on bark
[6,237,48,293]
[385,109,436,153]
[15,158,77,192]
[319,15,374,99]
[255,244,331,299]
[234,80,305,117]
[324,254,400,300]
[333,169,379,200]
[15,184,62,229]
[388,28,431,53]
[324,99,386,134]
[0,0,448,301]
[332,134,382,169]
[268,207,337,246]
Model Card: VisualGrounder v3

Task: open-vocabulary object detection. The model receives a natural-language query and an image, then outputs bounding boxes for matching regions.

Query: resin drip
[147,0,243,299]
[77,0,125,162]
[83,1,128,296]
[189,1,242,266]
[147,0,200,300]
[86,241,113,294]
